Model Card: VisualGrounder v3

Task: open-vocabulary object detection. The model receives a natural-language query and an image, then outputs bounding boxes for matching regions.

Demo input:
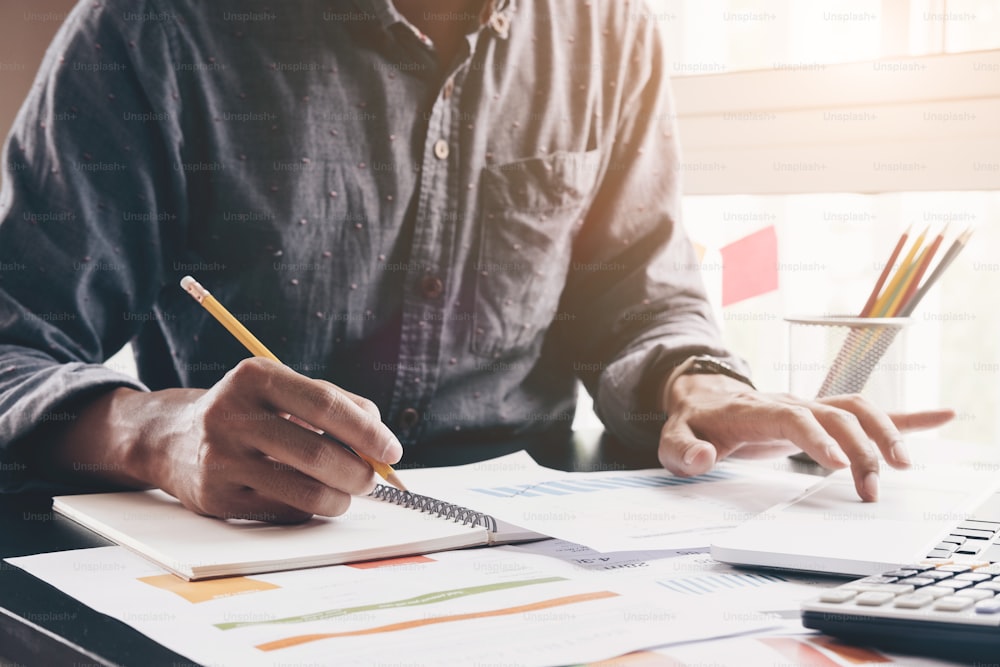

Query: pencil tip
[385,472,407,492]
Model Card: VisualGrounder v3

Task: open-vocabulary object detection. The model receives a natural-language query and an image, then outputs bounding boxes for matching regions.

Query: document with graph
[401,451,822,552]
[6,545,779,667]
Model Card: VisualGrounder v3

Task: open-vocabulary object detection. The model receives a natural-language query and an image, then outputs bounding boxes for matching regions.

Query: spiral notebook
[53,485,538,580]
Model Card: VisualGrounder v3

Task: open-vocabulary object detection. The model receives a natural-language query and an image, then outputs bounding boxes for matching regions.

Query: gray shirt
[0,0,744,492]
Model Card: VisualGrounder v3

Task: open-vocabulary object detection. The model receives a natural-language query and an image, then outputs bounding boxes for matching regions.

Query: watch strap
[663,354,756,405]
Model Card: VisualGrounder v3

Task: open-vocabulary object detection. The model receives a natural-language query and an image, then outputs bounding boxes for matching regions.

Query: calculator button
[856,575,899,585]
[941,535,965,544]
[934,596,976,611]
[925,586,958,598]
[933,579,974,591]
[935,542,960,552]
[843,583,914,595]
[855,592,895,606]
[898,576,936,588]
[975,581,1000,592]
[937,564,973,573]
[973,563,1000,575]
[980,545,1000,563]
[819,589,857,603]
[955,589,995,601]
[975,598,1000,614]
[921,570,958,581]
[956,572,993,582]
[881,569,919,579]
[926,550,955,559]
[902,564,936,572]
[893,592,936,609]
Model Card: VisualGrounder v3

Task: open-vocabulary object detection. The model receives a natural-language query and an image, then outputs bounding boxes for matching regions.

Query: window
[651,0,1000,75]
[652,0,1000,443]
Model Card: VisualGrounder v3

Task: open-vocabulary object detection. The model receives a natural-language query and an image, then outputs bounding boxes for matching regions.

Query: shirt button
[398,408,420,430]
[421,275,444,299]
[489,13,510,37]
[433,139,450,160]
[442,78,455,100]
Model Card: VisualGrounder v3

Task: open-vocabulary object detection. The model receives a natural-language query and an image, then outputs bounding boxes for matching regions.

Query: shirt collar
[350,0,515,40]
[349,0,401,31]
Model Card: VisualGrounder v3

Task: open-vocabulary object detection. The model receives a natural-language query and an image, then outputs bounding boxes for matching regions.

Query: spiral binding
[370,485,498,532]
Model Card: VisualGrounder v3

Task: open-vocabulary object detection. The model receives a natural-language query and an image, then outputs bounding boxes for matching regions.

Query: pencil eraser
[180,275,196,290]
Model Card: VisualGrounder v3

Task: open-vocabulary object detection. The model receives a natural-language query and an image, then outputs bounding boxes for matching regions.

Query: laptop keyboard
[928,520,1000,560]
[925,492,1000,561]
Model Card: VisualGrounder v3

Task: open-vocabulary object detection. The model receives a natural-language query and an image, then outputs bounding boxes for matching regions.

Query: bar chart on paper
[468,470,736,499]
[657,571,787,596]
[404,452,822,553]
[7,545,777,667]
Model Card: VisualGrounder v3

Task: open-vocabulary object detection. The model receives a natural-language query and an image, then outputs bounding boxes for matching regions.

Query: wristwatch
[663,354,756,402]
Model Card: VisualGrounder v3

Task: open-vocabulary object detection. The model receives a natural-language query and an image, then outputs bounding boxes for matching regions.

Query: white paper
[403,451,822,552]
[7,546,779,667]
[602,630,969,667]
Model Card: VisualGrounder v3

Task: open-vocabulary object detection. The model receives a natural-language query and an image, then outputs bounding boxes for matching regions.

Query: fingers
[183,360,393,522]
[677,394,852,472]
[821,394,908,469]
[813,404,888,502]
[237,455,356,518]
[227,358,402,465]
[182,414,375,520]
[658,418,717,476]
[195,486,314,524]
[248,415,378,497]
[890,409,955,431]
[761,402,853,472]
[657,375,956,504]
[320,381,383,420]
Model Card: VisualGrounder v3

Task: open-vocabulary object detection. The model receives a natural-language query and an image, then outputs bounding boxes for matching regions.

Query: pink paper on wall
[719,226,779,306]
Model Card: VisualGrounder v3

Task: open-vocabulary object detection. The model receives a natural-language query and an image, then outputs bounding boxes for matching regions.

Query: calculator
[802,561,1000,661]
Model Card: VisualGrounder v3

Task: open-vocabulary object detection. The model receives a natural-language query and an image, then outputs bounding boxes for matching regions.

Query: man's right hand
[38,358,403,523]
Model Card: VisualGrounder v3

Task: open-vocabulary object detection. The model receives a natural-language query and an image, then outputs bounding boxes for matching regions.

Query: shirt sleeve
[559,10,751,449]
[0,0,186,492]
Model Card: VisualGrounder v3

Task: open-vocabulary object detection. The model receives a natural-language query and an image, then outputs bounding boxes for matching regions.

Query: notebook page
[53,489,489,580]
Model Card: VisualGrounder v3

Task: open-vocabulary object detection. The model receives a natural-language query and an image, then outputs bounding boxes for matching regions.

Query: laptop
[711,452,1000,577]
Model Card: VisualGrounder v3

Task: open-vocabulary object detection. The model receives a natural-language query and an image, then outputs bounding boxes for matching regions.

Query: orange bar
[256,590,619,651]
[348,555,435,570]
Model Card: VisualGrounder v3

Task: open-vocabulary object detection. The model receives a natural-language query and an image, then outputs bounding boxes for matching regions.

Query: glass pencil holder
[785,316,911,412]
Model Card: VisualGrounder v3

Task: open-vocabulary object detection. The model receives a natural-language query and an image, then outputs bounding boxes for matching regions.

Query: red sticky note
[719,226,779,306]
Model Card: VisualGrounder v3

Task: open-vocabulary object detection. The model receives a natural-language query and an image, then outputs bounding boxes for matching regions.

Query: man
[0,0,951,522]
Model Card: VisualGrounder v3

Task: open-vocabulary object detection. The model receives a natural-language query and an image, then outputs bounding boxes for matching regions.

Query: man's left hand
[658,374,955,502]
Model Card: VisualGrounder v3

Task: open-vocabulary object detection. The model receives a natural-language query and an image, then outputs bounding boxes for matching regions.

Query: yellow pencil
[873,242,927,318]
[179,275,406,491]
[869,226,929,317]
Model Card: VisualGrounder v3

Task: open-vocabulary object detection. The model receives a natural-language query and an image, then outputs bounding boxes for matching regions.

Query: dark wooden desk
[0,430,667,667]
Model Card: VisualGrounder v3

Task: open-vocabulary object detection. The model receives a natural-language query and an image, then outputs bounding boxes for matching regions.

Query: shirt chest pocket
[471,149,601,359]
